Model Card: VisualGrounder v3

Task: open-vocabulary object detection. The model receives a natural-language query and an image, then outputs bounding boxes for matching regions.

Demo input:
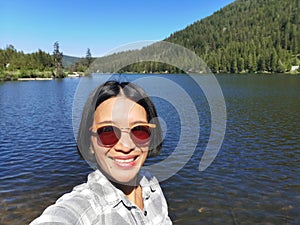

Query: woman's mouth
[112,156,138,168]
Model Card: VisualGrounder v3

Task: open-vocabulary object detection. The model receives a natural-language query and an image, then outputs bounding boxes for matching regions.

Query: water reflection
[0,74,299,225]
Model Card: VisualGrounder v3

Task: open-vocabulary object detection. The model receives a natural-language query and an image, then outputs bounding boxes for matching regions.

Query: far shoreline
[1,71,299,82]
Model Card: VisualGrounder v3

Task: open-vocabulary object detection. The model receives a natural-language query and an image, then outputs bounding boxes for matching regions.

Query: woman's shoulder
[30,170,110,224]
[47,170,108,210]
[66,170,117,204]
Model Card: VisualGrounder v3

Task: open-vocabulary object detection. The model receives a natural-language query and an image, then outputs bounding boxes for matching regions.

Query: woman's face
[91,96,149,184]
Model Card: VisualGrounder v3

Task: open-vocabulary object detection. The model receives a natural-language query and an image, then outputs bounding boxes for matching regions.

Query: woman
[30,81,172,225]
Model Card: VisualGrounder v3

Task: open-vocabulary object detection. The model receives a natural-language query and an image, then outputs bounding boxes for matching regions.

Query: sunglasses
[90,123,156,148]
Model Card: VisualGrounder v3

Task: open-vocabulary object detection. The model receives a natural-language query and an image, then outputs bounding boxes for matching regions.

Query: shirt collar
[87,169,158,208]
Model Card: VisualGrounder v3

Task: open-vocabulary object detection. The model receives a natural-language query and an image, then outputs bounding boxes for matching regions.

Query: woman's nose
[114,131,135,152]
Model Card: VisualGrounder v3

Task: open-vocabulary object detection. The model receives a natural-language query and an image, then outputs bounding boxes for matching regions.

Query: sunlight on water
[0,74,299,225]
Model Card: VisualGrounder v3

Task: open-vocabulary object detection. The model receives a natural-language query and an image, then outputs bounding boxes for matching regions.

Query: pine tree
[53,41,63,78]
[86,48,93,67]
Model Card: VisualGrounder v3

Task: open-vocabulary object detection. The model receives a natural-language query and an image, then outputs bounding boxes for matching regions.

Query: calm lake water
[0,74,299,225]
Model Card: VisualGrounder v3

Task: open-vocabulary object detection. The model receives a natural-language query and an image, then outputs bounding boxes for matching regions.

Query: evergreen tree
[53,41,64,78]
[86,48,93,67]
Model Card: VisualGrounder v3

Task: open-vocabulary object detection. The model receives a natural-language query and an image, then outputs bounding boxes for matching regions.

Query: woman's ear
[89,144,95,154]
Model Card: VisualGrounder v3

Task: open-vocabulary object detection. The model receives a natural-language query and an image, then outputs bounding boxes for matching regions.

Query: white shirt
[30,169,172,225]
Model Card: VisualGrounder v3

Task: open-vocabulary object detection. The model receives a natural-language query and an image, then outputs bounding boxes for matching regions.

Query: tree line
[0,42,94,81]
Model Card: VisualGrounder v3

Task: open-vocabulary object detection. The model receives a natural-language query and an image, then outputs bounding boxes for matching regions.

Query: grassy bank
[0,70,66,81]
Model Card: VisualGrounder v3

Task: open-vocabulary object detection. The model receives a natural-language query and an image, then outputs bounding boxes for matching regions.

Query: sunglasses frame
[90,123,156,148]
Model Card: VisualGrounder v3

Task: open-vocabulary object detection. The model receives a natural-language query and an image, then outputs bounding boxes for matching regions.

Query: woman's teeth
[114,158,135,163]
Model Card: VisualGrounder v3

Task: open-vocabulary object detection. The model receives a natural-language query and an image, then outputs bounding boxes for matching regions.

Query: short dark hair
[77,80,162,165]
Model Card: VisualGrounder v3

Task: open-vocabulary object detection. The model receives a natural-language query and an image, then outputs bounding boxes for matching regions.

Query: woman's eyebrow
[94,120,149,127]
[95,121,115,125]
[132,120,148,123]
[130,120,149,126]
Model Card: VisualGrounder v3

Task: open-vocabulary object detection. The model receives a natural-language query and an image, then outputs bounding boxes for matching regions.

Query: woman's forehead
[94,96,147,125]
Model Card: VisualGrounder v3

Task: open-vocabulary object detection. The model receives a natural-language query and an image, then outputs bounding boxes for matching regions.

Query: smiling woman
[30,80,172,225]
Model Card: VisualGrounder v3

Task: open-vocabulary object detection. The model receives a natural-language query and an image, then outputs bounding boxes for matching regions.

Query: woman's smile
[109,154,139,168]
[91,96,149,183]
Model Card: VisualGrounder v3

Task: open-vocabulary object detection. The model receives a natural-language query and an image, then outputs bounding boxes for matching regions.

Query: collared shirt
[30,170,172,225]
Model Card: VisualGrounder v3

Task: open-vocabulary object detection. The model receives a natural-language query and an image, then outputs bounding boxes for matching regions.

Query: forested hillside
[166,0,299,73]
[1,0,299,77]
[91,0,299,74]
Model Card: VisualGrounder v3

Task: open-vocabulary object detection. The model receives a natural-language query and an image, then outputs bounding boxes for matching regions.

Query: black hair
[77,80,162,165]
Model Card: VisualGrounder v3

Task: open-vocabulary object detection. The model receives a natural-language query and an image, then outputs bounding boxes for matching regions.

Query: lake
[0,74,299,225]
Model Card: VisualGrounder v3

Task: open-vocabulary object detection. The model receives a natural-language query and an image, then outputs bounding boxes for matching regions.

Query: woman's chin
[110,172,140,186]
[98,166,140,186]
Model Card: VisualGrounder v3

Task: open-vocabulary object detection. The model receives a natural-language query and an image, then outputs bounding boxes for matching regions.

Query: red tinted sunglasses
[90,123,156,148]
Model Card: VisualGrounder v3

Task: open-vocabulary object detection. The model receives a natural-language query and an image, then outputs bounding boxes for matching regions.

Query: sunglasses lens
[95,125,153,147]
[97,126,120,147]
[131,125,151,146]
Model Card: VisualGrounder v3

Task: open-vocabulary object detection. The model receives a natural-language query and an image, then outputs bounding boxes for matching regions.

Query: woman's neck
[113,182,144,210]
[98,168,144,209]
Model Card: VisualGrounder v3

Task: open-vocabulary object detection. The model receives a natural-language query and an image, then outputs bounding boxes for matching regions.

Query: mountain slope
[165,0,299,73]
[62,55,82,67]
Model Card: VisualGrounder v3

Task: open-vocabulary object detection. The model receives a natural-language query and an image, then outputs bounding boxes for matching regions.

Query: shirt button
[144,211,147,216]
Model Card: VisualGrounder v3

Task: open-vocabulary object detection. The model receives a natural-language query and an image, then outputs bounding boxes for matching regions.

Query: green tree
[270,48,278,72]
[53,41,64,78]
[237,57,244,72]
[0,49,5,69]
[257,55,266,72]
[230,57,238,73]
[86,48,93,67]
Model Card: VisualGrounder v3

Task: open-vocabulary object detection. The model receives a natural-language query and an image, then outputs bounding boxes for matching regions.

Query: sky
[1,0,235,57]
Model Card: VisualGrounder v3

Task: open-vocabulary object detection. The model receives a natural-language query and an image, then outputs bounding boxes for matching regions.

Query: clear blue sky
[1,0,234,57]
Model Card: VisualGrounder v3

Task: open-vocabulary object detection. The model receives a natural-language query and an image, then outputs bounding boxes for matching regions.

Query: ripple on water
[1,75,300,224]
